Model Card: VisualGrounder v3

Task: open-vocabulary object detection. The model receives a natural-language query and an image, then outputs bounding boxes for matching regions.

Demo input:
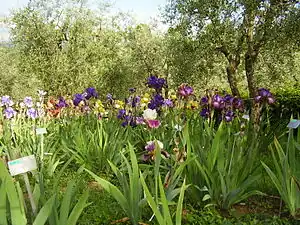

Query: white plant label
[36,127,47,135]
[287,119,300,129]
[8,155,37,176]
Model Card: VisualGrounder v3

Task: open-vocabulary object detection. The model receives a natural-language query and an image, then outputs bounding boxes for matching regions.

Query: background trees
[0,0,299,99]
[164,0,300,97]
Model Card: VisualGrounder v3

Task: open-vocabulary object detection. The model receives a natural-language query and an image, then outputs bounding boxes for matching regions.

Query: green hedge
[272,87,300,118]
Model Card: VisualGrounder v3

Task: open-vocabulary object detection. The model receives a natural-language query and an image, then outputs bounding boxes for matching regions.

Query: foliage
[184,207,298,225]
[187,120,263,209]
[1,0,299,99]
[85,144,144,225]
[272,88,300,118]
[0,160,27,225]
[60,116,125,172]
[0,159,88,225]
[140,172,188,225]
[164,0,300,97]
[262,127,300,218]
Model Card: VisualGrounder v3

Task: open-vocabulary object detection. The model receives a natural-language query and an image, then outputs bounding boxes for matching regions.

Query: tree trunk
[217,46,241,97]
[245,50,260,127]
[226,60,240,97]
[244,7,261,129]
[245,52,258,99]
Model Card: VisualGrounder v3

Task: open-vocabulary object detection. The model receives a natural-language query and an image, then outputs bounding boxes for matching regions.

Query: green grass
[55,169,299,225]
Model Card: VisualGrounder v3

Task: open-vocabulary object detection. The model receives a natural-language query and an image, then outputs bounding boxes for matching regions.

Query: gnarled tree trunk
[226,60,240,97]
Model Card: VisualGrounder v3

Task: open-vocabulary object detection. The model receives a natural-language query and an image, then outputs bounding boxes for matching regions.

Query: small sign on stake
[287,119,300,129]
[36,127,47,135]
[7,155,38,215]
[8,155,37,176]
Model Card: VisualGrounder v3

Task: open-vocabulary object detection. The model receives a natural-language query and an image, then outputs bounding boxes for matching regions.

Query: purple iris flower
[73,94,85,106]
[148,94,164,110]
[145,142,155,152]
[129,118,137,127]
[200,108,210,118]
[132,96,141,107]
[121,120,129,127]
[117,109,126,119]
[201,96,209,105]
[147,76,167,90]
[255,88,275,105]
[233,98,243,111]
[120,115,136,127]
[224,110,235,122]
[213,94,223,102]
[27,108,38,119]
[84,87,98,100]
[4,107,16,119]
[254,95,262,103]
[178,84,193,97]
[212,101,224,110]
[1,96,14,107]
[121,115,132,127]
[224,94,234,104]
[56,97,68,108]
[212,94,225,110]
[258,88,270,98]
[23,97,34,108]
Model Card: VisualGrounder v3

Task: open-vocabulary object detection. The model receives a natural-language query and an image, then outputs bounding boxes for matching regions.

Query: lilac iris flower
[136,117,145,124]
[163,99,173,107]
[4,107,16,119]
[255,95,262,103]
[27,108,38,119]
[23,97,34,108]
[267,96,275,104]
[1,96,14,107]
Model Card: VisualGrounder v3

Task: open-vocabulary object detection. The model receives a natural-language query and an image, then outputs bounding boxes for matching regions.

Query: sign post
[7,155,38,216]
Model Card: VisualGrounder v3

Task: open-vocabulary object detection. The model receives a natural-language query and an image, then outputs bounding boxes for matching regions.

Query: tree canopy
[165,0,300,97]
